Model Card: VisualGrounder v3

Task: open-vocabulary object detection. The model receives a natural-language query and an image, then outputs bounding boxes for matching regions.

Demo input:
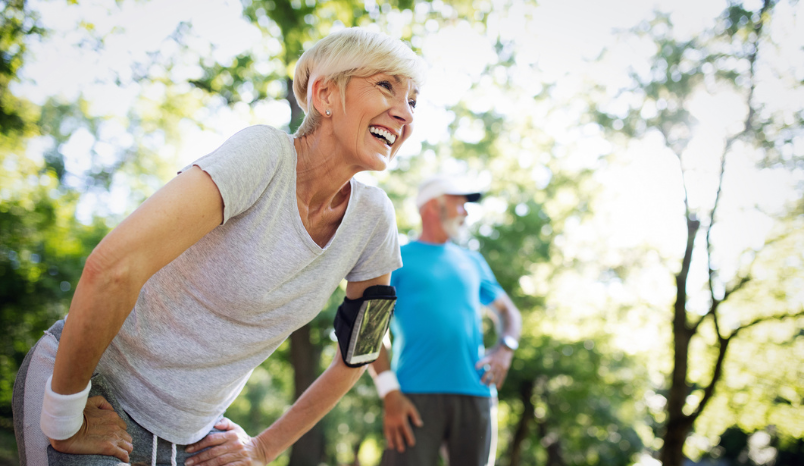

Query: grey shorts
[12,320,221,466]
[380,393,498,466]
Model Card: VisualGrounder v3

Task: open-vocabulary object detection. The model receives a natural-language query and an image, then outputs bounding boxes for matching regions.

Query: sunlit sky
[11,0,804,390]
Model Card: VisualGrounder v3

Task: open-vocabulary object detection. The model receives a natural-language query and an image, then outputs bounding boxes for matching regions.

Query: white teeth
[370,126,396,145]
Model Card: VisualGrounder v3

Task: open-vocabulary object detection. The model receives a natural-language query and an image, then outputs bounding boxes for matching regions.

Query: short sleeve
[179,125,287,224]
[472,252,505,305]
[345,189,402,282]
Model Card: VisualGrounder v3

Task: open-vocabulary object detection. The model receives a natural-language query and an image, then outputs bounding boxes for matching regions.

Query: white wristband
[40,375,91,440]
[373,371,400,399]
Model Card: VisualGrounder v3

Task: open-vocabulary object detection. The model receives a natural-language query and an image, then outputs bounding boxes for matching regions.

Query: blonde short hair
[293,28,426,137]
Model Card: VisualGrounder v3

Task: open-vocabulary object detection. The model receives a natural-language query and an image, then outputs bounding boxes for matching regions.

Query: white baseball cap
[416,174,482,208]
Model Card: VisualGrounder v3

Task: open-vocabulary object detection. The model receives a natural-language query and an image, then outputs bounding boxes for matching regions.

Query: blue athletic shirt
[389,240,504,397]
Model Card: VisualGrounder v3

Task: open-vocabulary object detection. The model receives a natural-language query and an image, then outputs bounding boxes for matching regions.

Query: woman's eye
[409,100,417,109]
[378,81,393,91]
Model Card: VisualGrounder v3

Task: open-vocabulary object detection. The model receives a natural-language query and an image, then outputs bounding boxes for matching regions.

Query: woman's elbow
[81,246,136,292]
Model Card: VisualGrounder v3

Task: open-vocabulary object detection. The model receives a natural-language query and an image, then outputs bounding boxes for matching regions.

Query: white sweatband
[40,375,91,440]
[373,371,400,399]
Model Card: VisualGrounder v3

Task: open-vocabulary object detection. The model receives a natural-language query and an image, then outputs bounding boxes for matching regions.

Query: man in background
[370,174,522,466]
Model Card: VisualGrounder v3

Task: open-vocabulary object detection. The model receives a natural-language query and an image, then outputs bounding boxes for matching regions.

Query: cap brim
[465,192,482,202]
[444,191,482,202]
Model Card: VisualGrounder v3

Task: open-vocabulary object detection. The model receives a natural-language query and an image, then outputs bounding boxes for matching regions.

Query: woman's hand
[185,418,268,466]
[49,396,133,462]
[382,391,423,453]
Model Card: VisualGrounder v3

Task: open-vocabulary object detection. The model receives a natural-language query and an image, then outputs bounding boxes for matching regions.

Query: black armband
[333,285,397,367]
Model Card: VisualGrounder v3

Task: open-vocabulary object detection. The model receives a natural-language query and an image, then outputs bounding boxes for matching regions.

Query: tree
[591,1,804,464]
[0,0,42,138]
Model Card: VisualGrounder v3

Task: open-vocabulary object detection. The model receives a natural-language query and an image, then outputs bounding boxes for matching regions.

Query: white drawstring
[151,433,157,466]
[151,432,177,466]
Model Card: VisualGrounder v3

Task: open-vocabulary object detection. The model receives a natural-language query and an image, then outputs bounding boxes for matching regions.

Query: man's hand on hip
[476,345,514,389]
[382,391,423,453]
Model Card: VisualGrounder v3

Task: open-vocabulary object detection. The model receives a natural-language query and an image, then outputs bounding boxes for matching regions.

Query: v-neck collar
[286,133,355,254]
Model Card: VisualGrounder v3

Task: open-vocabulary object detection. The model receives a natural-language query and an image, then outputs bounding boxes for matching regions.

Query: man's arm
[369,340,423,453]
[476,292,522,389]
[492,292,522,343]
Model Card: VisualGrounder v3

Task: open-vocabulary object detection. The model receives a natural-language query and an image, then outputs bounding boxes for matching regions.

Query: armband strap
[373,371,400,399]
[333,285,397,367]
[40,375,91,440]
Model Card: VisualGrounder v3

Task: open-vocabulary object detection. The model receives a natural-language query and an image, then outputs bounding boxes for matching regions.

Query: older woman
[13,28,425,466]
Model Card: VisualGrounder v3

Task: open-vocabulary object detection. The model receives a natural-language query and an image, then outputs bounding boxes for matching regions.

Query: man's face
[438,194,468,239]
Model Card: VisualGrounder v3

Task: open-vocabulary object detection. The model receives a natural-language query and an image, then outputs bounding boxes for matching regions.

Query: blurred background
[1,0,802,465]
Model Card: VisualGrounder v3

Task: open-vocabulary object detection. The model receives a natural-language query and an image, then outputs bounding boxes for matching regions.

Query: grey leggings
[13,320,220,466]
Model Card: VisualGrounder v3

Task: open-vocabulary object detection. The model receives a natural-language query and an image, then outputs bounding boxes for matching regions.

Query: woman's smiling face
[330,73,418,171]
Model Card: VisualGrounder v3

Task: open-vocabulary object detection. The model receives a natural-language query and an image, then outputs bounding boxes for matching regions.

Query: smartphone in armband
[334,285,397,367]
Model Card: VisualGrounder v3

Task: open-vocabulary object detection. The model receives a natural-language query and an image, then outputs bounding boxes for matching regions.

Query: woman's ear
[311,77,338,117]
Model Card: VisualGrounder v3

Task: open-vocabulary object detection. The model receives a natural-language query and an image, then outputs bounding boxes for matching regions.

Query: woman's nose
[390,96,414,125]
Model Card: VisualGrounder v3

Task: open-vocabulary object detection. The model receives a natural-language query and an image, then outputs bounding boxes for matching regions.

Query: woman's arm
[185,274,391,466]
[47,167,223,458]
[54,166,223,393]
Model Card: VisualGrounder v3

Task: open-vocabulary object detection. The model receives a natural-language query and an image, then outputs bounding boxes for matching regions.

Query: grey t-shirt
[96,125,402,444]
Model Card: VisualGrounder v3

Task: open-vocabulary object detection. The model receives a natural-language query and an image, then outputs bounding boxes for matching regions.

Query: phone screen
[346,298,395,364]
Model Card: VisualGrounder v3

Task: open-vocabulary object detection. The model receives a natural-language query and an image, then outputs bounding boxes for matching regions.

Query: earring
[325,109,331,116]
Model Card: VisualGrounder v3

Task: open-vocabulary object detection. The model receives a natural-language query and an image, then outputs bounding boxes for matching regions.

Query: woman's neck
[293,131,359,213]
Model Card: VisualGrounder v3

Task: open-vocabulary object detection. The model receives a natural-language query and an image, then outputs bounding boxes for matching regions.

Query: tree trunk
[286,78,304,133]
[508,381,535,466]
[660,418,694,466]
[660,216,699,466]
[289,324,325,466]
[662,309,692,466]
[351,437,364,466]
[536,417,565,466]
[285,73,324,466]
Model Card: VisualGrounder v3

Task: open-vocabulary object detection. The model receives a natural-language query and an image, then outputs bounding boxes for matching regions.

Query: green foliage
[0,3,110,455]
[699,425,804,466]
[0,147,108,434]
[477,199,550,310]
[0,0,44,137]
[498,334,645,466]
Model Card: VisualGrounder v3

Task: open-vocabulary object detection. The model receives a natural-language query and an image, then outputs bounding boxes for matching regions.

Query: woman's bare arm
[184,274,391,465]
[52,166,223,395]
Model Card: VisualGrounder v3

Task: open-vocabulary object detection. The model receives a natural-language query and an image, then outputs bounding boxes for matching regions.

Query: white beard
[441,216,465,241]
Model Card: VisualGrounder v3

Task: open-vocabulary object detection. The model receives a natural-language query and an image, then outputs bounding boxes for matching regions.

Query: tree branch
[705,141,729,302]
[661,124,692,219]
[688,308,804,422]
[704,0,770,324]
[677,215,700,334]
[722,275,751,301]
[688,333,729,423]
[731,309,804,339]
